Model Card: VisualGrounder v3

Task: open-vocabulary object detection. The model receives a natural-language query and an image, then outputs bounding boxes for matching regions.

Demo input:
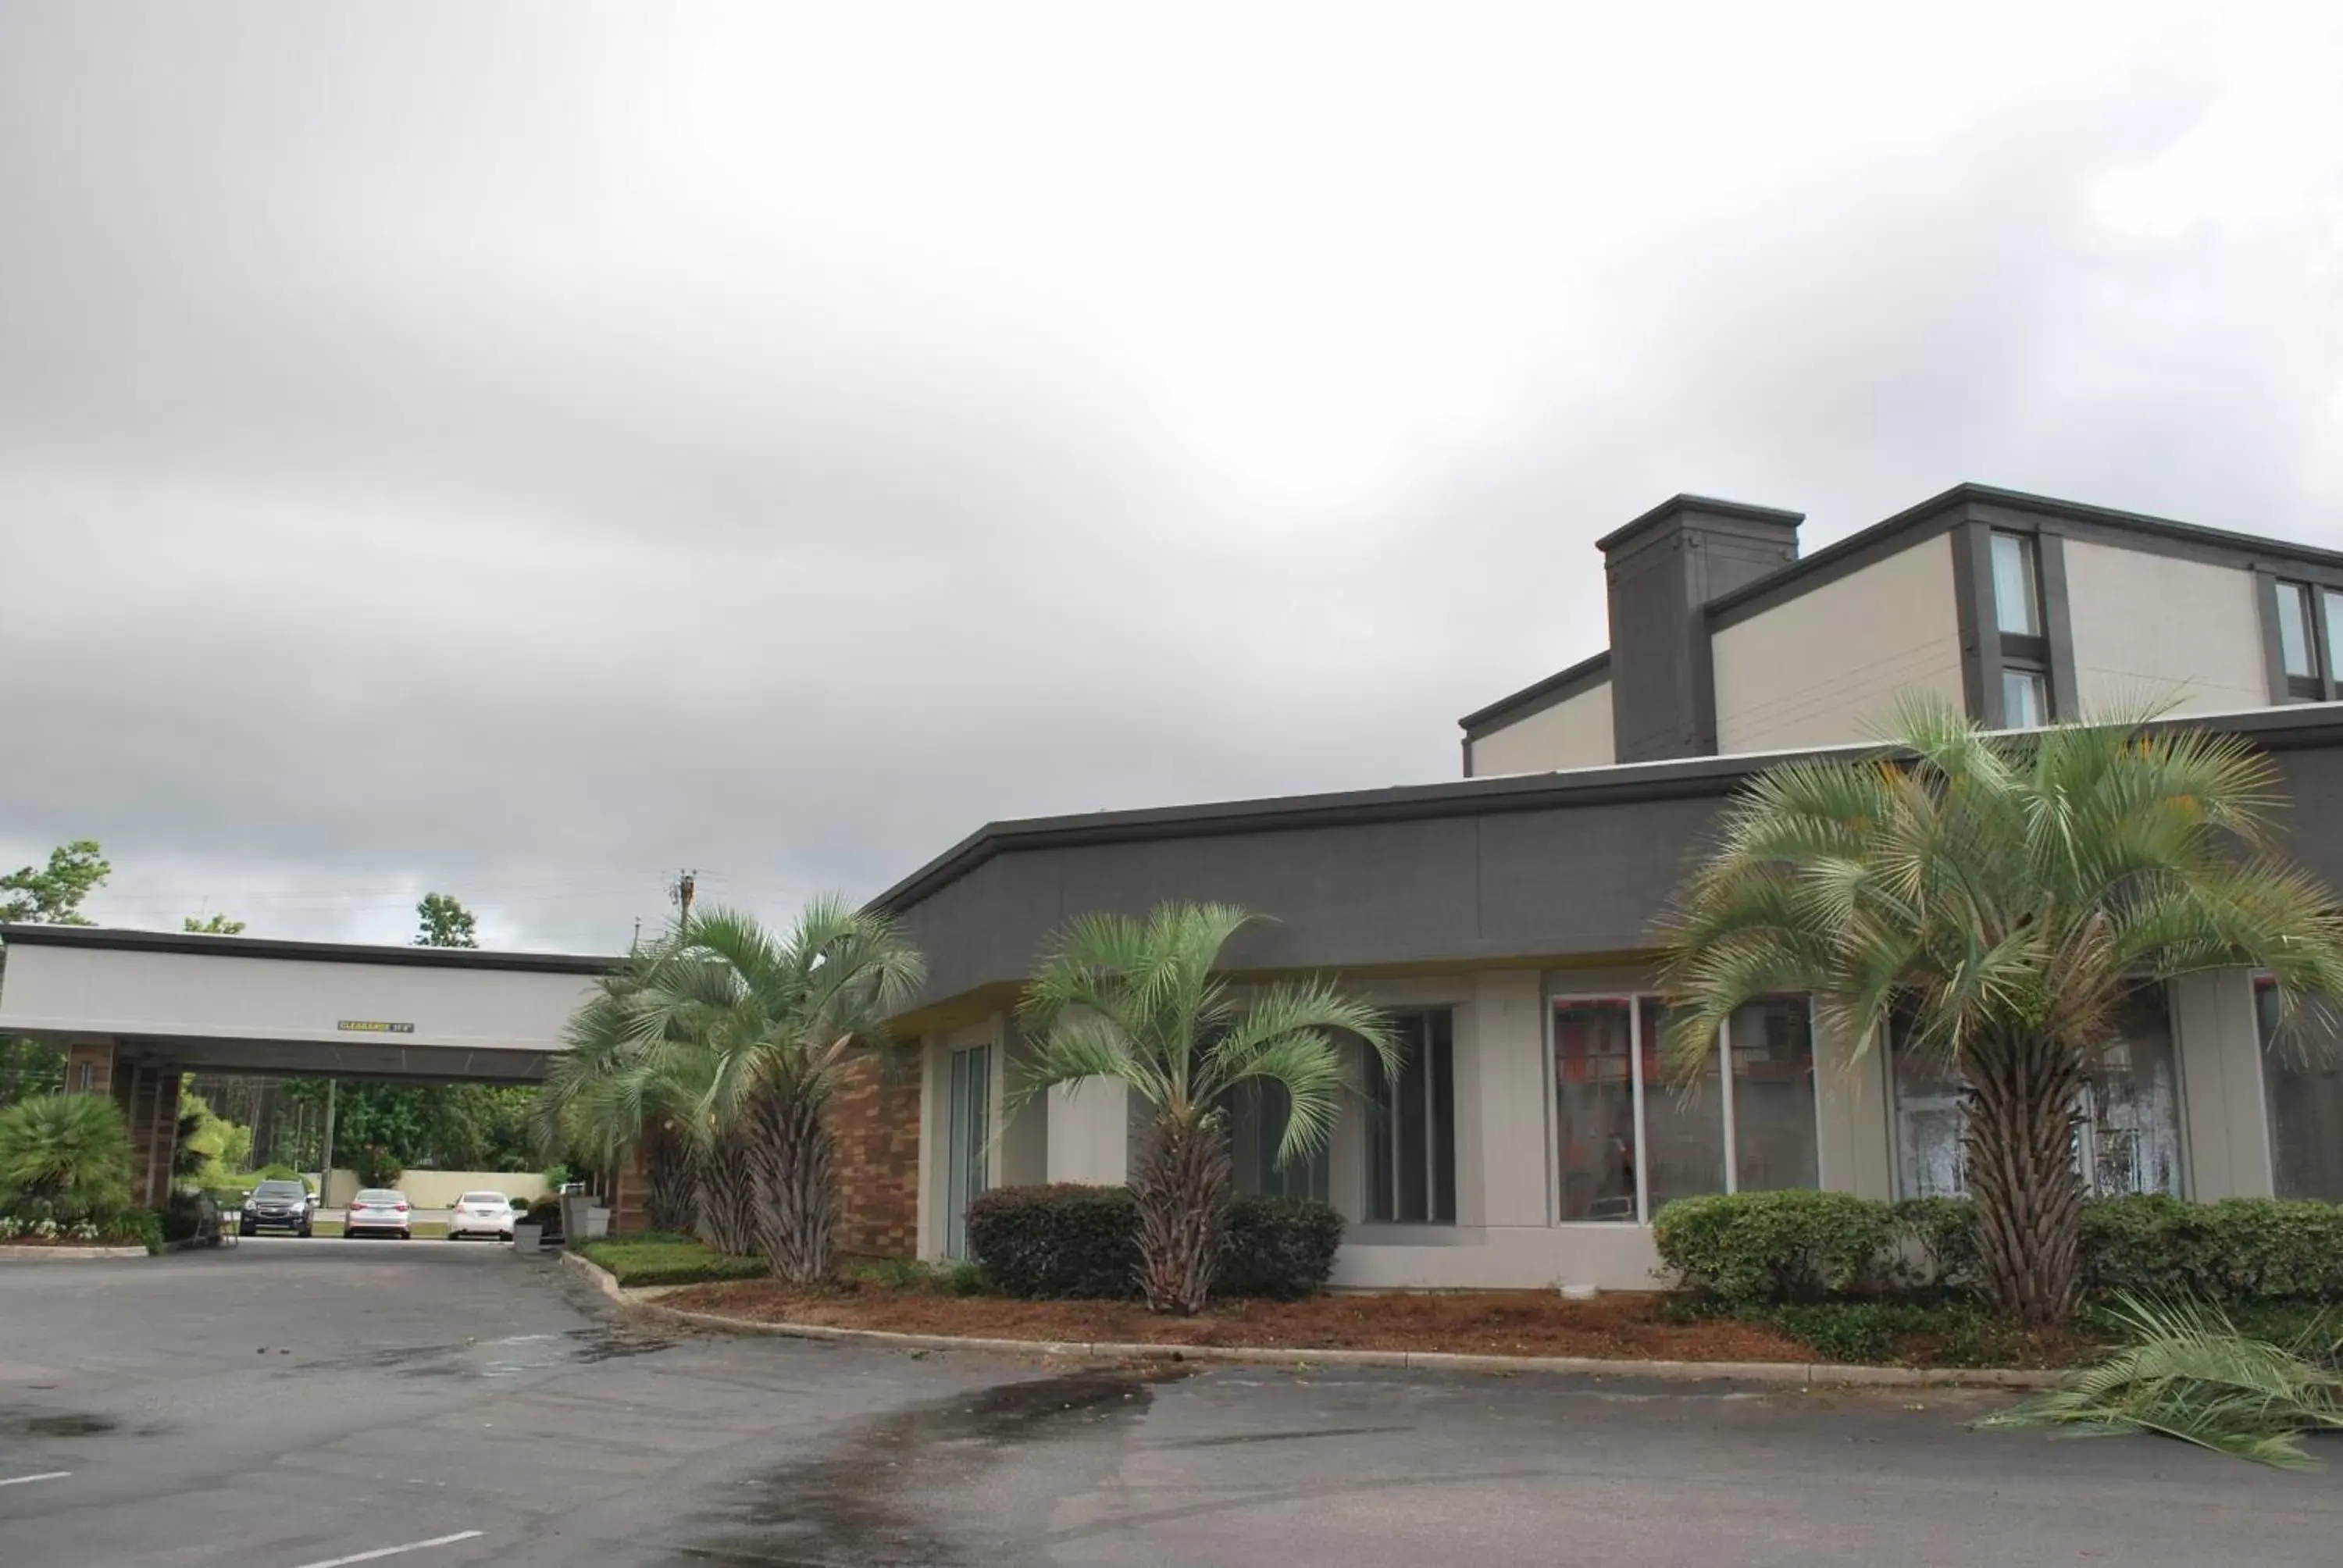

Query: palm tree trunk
[644,1124,698,1235]
[1132,1110,1232,1315]
[699,1121,761,1257]
[1964,1031,2087,1327]
[745,1071,836,1286]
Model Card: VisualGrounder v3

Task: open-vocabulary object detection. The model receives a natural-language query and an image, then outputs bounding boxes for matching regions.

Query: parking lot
[5,1241,2342,1566]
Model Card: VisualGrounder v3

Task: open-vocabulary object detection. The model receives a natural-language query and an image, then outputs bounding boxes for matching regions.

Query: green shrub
[1217,1197,1344,1300]
[965,1185,1345,1302]
[103,1208,167,1254]
[2081,1196,2343,1303]
[967,1184,1140,1299]
[1895,1196,1981,1289]
[350,1144,404,1188]
[245,1164,314,1192]
[576,1236,766,1287]
[0,1095,134,1215]
[1653,1191,1900,1305]
[1753,1299,2005,1365]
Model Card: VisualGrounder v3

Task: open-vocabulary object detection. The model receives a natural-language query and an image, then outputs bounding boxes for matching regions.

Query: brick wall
[830,1053,920,1259]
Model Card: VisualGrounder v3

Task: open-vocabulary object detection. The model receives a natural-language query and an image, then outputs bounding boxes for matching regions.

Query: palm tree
[1013,903,1400,1315]
[555,900,924,1281]
[0,1093,134,1215]
[1657,697,2343,1325]
[542,946,712,1238]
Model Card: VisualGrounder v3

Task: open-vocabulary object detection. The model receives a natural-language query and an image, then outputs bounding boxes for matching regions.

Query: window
[1731,996,1820,1192]
[1991,531,2042,636]
[2256,978,2343,1202]
[1553,999,1638,1221]
[1364,1009,1455,1223]
[1551,992,1818,1223]
[1639,996,1725,1211]
[943,1043,990,1259]
[2001,668,2049,729]
[1988,531,2053,726]
[1890,989,2184,1200]
[2271,579,2343,701]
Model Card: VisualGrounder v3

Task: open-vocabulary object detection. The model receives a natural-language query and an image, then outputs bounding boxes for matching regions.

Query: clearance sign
[336,1021,416,1034]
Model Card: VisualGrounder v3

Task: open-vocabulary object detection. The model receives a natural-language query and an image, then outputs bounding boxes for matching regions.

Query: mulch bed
[653,1283,1813,1363]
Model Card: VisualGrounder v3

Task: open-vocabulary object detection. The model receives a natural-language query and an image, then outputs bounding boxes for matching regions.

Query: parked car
[344,1188,413,1239]
[446,1191,517,1242]
[239,1178,315,1238]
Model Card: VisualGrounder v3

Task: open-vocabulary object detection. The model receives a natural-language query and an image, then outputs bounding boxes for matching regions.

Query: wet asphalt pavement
[4,1241,2342,1566]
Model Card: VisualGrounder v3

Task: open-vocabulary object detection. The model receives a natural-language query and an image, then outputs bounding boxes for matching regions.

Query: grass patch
[576,1233,767,1287]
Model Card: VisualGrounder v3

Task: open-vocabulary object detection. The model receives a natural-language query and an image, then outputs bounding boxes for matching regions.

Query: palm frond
[1983,1293,2343,1469]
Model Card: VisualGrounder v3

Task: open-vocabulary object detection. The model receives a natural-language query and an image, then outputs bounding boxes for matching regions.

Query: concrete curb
[0,1243,148,1260]
[563,1253,2067,1390]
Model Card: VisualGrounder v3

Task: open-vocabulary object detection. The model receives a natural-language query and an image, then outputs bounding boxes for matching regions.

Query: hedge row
[1654,1190,2343,1306]
[964,1184,1343,1301]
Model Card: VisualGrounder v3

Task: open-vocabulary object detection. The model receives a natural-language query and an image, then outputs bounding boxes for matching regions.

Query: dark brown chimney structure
[1597,495,1803,763]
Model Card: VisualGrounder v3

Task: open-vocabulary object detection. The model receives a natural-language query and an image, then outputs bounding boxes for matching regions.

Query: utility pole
[669,869,697,928]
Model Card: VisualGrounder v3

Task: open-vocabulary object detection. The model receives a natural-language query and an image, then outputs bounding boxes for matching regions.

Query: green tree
[0,839,109,1106]
[0,839,109,924]
[547,900,923,1278]
[183,912,247,935]
[415,893,478,949]
[0,1094,133,1215]
[1013,903,1400,1314]
[1657,699,2343,1326]
[544,946,724,1239]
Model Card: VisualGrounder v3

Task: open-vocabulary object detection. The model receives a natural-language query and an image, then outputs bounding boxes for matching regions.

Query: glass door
[944,1044,991,1259]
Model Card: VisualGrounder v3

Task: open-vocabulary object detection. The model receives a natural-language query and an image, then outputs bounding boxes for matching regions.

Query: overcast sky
[2,3,2338,952]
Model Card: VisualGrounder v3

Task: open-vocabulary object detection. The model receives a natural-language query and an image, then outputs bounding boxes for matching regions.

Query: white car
[344,1188,413,1239]
[447,1191,518,1242]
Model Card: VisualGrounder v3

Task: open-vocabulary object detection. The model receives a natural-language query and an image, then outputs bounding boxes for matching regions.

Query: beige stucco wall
[0,942,596,1054]
[1467,680,1614,776]
[323,1169,549,1208]
[2063,540,2268,716]
[1713,534,1967,754]
[1043,1080,1132,1186]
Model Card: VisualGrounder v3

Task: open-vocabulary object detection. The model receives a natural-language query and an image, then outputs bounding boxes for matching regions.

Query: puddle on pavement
[679,1363,1191,1566]
[5,1412,119,1438]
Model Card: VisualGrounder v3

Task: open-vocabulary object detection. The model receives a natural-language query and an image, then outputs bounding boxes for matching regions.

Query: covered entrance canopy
[0,925,619,1206]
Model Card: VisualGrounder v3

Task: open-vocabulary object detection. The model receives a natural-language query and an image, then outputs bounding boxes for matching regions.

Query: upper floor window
[1989,531,2052,726]
[1991,531,2042,636]
[2273,579,2343,700]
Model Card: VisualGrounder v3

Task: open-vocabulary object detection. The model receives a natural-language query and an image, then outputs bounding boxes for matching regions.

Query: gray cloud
[2,4,2337,950]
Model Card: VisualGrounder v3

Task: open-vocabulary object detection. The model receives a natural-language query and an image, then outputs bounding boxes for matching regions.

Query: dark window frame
[2263,576,2339,703]
[1364,1008,1457,1225]
[1952,520,2076,729]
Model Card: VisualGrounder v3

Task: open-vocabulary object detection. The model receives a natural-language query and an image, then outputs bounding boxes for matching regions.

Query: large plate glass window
[1551,992,1817,1224]
[2256,977,2343,1202]
[1990,530,2052,726]
[1890,989,2183,1199]
[943,1043,991,1259]
[1364,1009,1455,1224]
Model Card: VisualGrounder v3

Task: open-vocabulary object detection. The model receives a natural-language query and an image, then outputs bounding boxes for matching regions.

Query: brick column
[611,1142,650,1235]
[144,1067,183,1206]
[64,1039,116,1096]
[123,1064,163,1207]
[832,1055,920,1260]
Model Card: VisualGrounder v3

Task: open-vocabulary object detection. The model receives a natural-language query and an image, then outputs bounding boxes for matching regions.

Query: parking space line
[0,1470,72,1487]
[291,1530,484,1568]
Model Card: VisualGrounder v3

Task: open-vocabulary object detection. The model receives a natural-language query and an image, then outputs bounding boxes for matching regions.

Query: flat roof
[0,924,620,976]
[872,700,2343,916]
